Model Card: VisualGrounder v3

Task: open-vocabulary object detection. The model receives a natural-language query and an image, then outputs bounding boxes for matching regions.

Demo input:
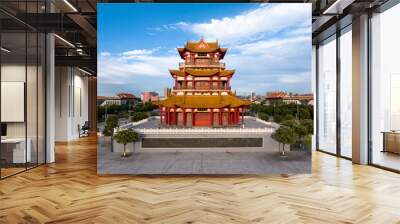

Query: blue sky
[98,3,312,97]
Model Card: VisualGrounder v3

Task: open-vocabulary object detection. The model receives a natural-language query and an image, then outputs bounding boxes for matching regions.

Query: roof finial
[200,36,204,42]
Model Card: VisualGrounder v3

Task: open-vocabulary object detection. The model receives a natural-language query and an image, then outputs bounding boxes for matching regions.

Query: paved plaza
[98,138,311,174]
[98,116,310,174]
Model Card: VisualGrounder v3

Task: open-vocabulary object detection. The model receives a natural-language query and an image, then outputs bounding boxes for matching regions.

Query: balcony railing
[172,87,231,91]
[179,62,225,69]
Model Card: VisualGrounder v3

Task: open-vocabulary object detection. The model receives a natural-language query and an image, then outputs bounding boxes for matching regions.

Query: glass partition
[317,35,337,154]
[1,30,28,177]
[339,27,352,158]
[0,1,46,179]
[370,3,400,171]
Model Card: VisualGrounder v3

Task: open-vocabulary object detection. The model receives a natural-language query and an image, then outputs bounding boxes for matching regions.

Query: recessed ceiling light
[54,34,75,48]
[78,67,92,76]
[63,0,78,12]
[1,47,11,53]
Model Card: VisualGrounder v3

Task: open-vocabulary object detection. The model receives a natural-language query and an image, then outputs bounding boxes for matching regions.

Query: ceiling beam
[55,55,97,74]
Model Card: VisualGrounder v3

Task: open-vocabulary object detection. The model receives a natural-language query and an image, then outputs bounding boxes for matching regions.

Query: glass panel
[340,28,352,158]
[27,30,38,169]
[38,32,45,165]
[317,35,337,154]
[371,4,400,171]
[26,0,39,169]
[1,30,27,177]
[0,1,46,179]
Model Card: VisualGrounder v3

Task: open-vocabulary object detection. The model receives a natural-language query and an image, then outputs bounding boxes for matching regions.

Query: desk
[382,131,400,154]
[1,138,31,163]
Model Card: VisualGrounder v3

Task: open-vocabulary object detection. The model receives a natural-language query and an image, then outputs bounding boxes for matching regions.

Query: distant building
[163,88,172,98]
[265,91,314,105]
[141,91,159,103]
[97,92,140,106]
[116,92,140,106]
[97,96,121,106]
[251,92,256,102]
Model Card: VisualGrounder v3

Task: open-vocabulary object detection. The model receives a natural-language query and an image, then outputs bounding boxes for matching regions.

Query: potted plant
[272,125,298,156]
[282,119,307,150]
[113,128,139,158]
[102,115,119,152]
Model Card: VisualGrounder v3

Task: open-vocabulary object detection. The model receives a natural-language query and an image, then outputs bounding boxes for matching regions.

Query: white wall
[55,67,89,141]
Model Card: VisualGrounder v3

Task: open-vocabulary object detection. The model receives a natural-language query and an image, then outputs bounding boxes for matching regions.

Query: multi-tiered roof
[157,37,250,109]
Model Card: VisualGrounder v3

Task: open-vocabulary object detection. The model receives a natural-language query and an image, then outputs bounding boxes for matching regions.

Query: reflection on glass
[27,31,38,169]
[0,1,47,178]
[318,36,337,154]
[38,33,46,165]
[340,28,352,158]
[1,31,27,177]
[371,4,400,171]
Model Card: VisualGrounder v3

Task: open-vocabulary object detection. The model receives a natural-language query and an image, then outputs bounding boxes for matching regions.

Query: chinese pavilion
[156,37,251,127]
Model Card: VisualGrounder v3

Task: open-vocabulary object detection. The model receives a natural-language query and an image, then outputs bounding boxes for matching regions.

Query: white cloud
[122,49,154,56]
[232,36,310,55]
[99,4,312,95]
[278,73,311,84]
[100,52,111,56]
[98,48,177,86]
[176,3,311,45]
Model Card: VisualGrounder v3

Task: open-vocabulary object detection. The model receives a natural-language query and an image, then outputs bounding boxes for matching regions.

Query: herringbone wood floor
[1,136,400,224]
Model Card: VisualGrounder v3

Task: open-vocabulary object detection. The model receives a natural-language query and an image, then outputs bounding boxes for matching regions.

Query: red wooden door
[194,112,211,126]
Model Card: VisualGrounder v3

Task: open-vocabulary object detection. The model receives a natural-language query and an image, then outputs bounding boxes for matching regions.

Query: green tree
[282,114,295,122]
[258,112,269,122]
[134,102,157,112]
[282,119,309,150]
[131,112,149,122]
[102,115,119,152]
[272,126,298,156]
[299,107,311,120]
[113,128,139,158]
[300,119,313,135]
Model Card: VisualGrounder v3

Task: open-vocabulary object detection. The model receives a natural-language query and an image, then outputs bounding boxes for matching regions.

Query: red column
[234,108,237,125]
[183,110,186,127]
[231,109,234,126]
[192,109,195,126]
[169,109,172,126]
[184,75,187,89]
[174,110,177,126]
[241,107,244,126]
[236,108,239,125]
[210,110,213,127]
[170,110,172,126]
[218,110,222,126]
[175,78,178,89]
[227,108,231,126]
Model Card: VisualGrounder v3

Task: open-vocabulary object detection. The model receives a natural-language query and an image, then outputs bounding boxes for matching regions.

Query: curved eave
[177,47,228,59]
[156,95,251,109]
[169,69,235,77]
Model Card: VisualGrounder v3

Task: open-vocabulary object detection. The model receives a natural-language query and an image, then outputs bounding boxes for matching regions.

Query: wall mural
[97,3,313,174]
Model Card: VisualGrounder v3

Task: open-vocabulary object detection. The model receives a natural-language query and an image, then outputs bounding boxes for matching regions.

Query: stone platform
[113,116,279,152]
